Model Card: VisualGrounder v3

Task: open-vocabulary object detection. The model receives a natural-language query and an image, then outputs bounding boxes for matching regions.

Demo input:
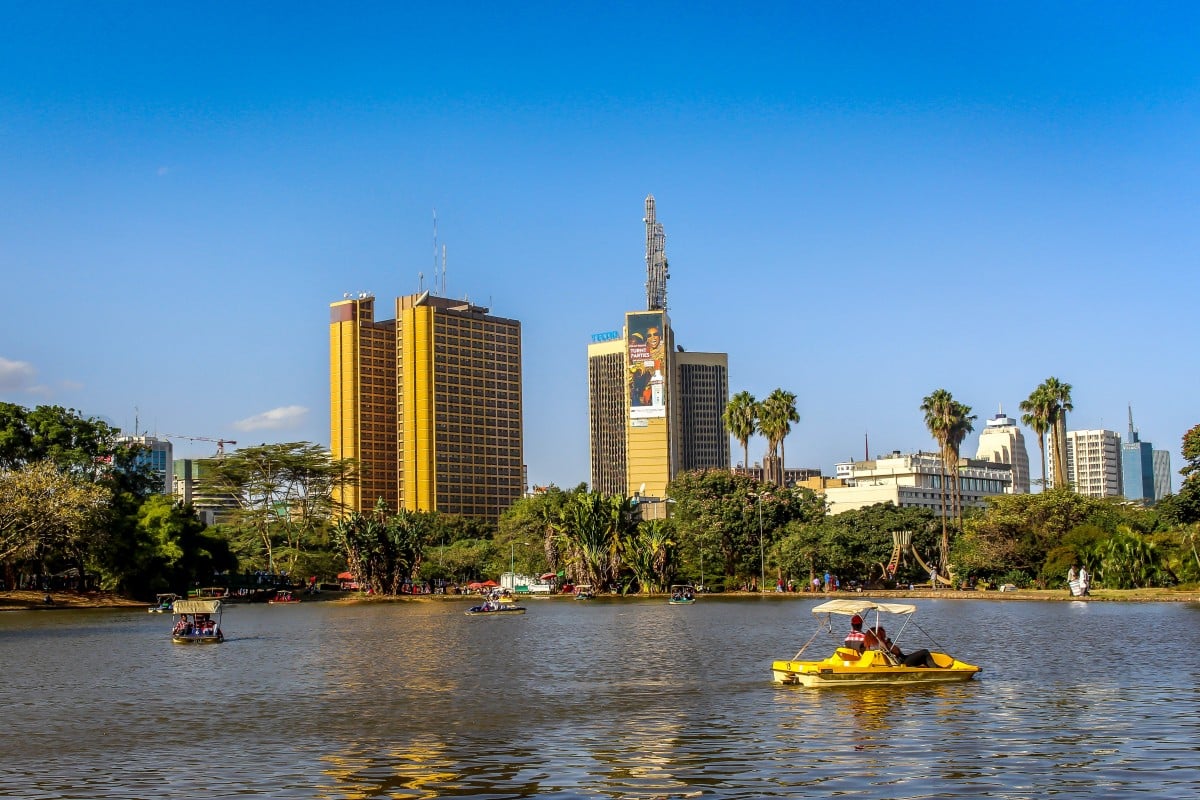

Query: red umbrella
[539,572,557,581]
[482,580,499,587]
[467,581,484,590]
[337,572,355,581]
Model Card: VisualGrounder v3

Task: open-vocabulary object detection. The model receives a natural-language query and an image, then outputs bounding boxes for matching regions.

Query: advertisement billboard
[626,311,667,420]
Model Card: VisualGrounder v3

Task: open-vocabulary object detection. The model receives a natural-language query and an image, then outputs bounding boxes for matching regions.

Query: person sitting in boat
[874,625,938,668]
[844,615,869,653]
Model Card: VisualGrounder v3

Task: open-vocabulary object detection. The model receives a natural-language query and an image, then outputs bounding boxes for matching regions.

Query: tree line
[4,400,1199,598]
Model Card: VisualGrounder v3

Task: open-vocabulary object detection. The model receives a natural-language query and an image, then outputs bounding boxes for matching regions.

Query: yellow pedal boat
[771,599,981,687]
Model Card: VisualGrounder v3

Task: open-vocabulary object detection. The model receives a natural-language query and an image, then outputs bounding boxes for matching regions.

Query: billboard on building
[627,311,666,419]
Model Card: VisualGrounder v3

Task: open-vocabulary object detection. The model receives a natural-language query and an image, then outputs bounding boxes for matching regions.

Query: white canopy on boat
[172,599,222,614]
[810,599,916,616]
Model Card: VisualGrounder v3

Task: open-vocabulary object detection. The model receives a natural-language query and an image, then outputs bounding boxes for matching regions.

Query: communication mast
[644,194,669,311]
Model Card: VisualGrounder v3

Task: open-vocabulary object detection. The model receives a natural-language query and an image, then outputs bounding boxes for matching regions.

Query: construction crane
[162,434,238,456]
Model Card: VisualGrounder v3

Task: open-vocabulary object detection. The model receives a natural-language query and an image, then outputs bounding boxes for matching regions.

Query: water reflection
[2,598,1199,798]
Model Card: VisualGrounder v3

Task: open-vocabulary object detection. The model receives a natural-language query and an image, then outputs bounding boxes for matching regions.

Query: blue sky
[2,2,1197,492]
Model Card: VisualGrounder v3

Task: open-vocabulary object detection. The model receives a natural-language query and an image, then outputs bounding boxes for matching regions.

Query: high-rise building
[1056,429,1123,498]
[1153,449,1172,499]
[1121,406,1155,502]
[118,434,173,495]
[173,458,239,525]
[587,196,729,501]
[975,410,1031,493]
[330,291,524,521]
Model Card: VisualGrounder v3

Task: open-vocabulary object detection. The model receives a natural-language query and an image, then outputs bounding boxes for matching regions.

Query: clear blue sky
[2,2,1197,492]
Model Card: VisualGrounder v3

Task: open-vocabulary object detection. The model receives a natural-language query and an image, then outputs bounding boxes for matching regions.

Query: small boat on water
[148,593,180,613]
[465,588,527,616]
[269,590,300,604]
[171,598,225,644]
[771,599,980,687]
[668,585,697,605]
[573,584,594,600]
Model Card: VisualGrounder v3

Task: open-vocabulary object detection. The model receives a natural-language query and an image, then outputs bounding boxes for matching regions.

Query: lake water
[2,596,1198,799]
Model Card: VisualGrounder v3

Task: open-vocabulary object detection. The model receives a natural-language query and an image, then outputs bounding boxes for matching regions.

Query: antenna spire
[644,194,669,310]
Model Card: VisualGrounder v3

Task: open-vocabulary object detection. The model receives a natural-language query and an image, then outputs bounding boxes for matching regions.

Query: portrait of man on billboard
[627,312,666,419]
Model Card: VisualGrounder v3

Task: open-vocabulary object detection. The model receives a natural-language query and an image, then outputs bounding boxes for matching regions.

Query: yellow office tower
[330,291,524,521]
[587,196,730,504]
[588,310,729,502]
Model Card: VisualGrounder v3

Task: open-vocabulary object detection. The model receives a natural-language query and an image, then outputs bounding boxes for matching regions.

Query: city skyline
[2,3,1197,492]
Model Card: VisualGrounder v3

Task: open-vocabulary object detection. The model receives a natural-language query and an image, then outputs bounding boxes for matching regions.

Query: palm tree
[722,391,759,473]
[946,401,977,528]
[757,389,800,485]
[1041,377,1073,489]
[921,389,954,569]
[1019,386,1053,489]
[557,492,633,589]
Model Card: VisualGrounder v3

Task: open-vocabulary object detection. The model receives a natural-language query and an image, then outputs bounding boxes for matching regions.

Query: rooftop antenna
[442,243,447,297]
[644,194,669,311]
[432,209,439,297]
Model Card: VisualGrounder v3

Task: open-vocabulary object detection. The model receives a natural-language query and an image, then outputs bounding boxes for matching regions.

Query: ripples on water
[2,597,1198,798]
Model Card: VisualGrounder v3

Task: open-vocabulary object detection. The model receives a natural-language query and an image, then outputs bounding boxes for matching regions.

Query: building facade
[823,451,1012,516]
[330,291,524,521]
[587,333,627,496]
[1059,429,1124,499]
[118,435,173,495]
[173,458,240,525]
[588,312,730,500]
[1153,450,1173,499]
[974,411,1031,493]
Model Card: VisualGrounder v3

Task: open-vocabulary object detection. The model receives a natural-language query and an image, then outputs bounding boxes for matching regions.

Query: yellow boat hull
[772,648,980,687]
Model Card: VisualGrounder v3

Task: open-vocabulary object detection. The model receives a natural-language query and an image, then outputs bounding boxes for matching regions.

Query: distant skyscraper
[975,410,1031,493]
[1121,405,1156,502]
[118,434,173,495]
[587,197,729,502]
[1055,429,1123,498]
[330,291,524,522]
[1153,449,1172,499]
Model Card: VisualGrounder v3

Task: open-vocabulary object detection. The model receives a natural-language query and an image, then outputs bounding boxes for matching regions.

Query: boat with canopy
[771,599,980,687]
[170,598,225,644]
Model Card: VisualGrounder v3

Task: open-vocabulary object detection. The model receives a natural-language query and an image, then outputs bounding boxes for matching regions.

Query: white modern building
[974,411,1031,493]
[1050,429,1123,498]
[823,451,1012,516]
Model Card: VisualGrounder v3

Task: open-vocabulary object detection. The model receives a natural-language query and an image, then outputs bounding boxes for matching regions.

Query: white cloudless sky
[1,2,1197,492]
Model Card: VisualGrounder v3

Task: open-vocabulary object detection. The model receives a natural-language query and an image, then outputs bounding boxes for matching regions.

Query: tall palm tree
[920,388,954,569]
[722,391,759,473]
[946,400,977,528]
[1041,377,1073,489]
[757,389,800,485]
[1019,386,1053,489]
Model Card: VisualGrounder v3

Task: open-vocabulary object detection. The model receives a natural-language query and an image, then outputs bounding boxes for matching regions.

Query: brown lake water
[2,596,1198,799]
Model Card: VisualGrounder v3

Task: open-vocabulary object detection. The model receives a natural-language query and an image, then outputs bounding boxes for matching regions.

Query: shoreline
[5,586,1198,612]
